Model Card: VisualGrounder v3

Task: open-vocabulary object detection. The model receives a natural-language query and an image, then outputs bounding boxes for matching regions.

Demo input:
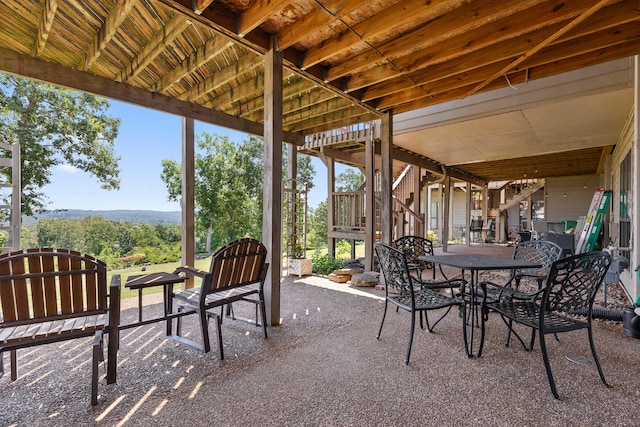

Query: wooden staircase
[498,179,545,212]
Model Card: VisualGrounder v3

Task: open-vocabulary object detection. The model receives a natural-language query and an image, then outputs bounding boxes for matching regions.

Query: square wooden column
[181,117,195,288]
[364,129,375,270]
[442,175,451,252]
[262,40,283,326]
[380,112,393,244]
[326,154,336,256]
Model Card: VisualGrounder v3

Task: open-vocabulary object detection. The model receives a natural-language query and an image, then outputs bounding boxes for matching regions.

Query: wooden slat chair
[0,248,120,405]
[168,238,269,358]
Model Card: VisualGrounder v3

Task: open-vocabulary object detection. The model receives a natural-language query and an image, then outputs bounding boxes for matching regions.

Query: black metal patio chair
[375,242,465,364]
[480,240,564,346]
[394,235,436,280]
[481,251,612,399]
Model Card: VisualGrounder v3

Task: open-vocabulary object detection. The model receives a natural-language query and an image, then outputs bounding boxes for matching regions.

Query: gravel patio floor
[1,243,638,426]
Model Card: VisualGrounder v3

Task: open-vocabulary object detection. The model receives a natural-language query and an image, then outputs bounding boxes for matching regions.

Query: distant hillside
[23,209,182,227]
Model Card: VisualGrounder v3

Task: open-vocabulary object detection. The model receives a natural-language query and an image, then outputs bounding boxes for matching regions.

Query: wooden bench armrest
[174,266,209,279]
[107,274,121,384]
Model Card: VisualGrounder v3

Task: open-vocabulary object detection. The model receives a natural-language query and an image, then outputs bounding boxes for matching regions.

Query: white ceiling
[393,58,635,168]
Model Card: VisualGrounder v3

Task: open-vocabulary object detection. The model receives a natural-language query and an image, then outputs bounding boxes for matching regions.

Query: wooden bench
[0,248,120,405]
[167,238,269,358]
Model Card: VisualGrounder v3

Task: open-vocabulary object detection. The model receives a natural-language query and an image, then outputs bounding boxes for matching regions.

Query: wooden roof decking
[0,0,638,182]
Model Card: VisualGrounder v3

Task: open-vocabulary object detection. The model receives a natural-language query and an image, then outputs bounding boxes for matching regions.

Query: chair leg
[539,331,559,399]
[259,294,268,339]
[376,302,389,339]
[107,325,118,385]
[91,332,102,406]
[587,325,609,388]
[0,351,3,378]
[425,306,453,333]
[405,310,417,365]
[10,349,17,381]
[200,309,211,353]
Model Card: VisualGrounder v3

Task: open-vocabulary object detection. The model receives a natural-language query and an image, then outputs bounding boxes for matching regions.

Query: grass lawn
[109,256,212,300]
[112,242,365,301]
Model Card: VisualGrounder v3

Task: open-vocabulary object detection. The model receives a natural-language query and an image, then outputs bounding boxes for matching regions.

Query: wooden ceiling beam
[238,0,291,37]
[209,73,265,112]
[283,97,354,126]
[343,0,591,92]
[0,46,304,144]
[213,74,315,114]
[118,13,190,83]
[178,51,263,102]
[372,143,487,186]
[364,0,639,103]
[301,0,465,70]
[326,0,547,82]
[290,110,377,134]
[242,87,337,122]
[390,39,640,114]
[287,105,364,132]
[277,0,363,50]
[192,0,214,14]
[82,0,138,71]
[467,0,614,97]
[155,35,233,92]
[32,0,58,57]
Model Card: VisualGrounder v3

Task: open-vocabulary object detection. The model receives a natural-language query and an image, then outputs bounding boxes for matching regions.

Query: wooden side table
[122,272,186,330]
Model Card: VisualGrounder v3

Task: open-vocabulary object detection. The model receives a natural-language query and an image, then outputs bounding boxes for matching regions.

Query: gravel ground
[1,244,638,426]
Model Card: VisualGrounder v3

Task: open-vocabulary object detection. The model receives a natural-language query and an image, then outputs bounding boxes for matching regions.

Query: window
[619,151,632,261]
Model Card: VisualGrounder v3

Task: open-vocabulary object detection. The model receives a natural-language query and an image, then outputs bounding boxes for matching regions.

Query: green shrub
[311,252,344,275]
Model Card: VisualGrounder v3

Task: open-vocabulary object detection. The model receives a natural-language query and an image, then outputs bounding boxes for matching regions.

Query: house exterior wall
[610,106,638,302]
[545,175,601,221]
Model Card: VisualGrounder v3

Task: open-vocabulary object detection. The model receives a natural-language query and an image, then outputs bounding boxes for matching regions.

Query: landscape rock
[333,268,364,276]
[328,273,350,283]
[351,272,380,287]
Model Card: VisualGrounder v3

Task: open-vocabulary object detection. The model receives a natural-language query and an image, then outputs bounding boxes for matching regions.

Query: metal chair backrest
[394,235,434,267]
[511,240,563,283]
[202,238,268,299]
[375,242,414,296]
[541,251,611,314]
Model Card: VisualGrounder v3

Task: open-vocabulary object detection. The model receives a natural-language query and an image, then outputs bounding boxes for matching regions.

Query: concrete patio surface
[1,244,638,426]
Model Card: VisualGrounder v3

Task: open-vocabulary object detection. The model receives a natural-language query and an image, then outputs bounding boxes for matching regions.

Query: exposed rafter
[32,0,58,57]
[82,0,138,71]
[117,13,190,83]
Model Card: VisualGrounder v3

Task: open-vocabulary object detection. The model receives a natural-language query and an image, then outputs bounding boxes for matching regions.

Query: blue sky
[43,99,347,212]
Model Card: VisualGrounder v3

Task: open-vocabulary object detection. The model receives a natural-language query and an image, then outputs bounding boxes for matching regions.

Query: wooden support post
[466,181,472,246]
[181,117,195,289]
[327,155,336,257]
[443,176,451,252]
[262,39,282,326]
[364,129,375,270]
[413,166,422,237]
[380,112,393,244]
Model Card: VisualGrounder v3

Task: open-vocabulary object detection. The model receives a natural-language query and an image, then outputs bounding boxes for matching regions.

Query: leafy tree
[162,133,315,252]
[36,218,83,249]
[336,167,364,192]
[308,201,328,248]
[161,133,262,252]
[0,74,121,215]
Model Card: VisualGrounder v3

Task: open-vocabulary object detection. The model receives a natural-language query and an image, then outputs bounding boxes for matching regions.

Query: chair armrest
[108,274,121,327]
[419,278,466,294]
[107,274,121,384]
[479,280,514,302]
[173,265,208,279]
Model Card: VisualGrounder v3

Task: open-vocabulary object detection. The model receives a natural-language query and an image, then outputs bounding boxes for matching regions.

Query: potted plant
[288,243,312,277]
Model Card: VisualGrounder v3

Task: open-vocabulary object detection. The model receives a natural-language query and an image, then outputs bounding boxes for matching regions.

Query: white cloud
[57,164,80,173]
